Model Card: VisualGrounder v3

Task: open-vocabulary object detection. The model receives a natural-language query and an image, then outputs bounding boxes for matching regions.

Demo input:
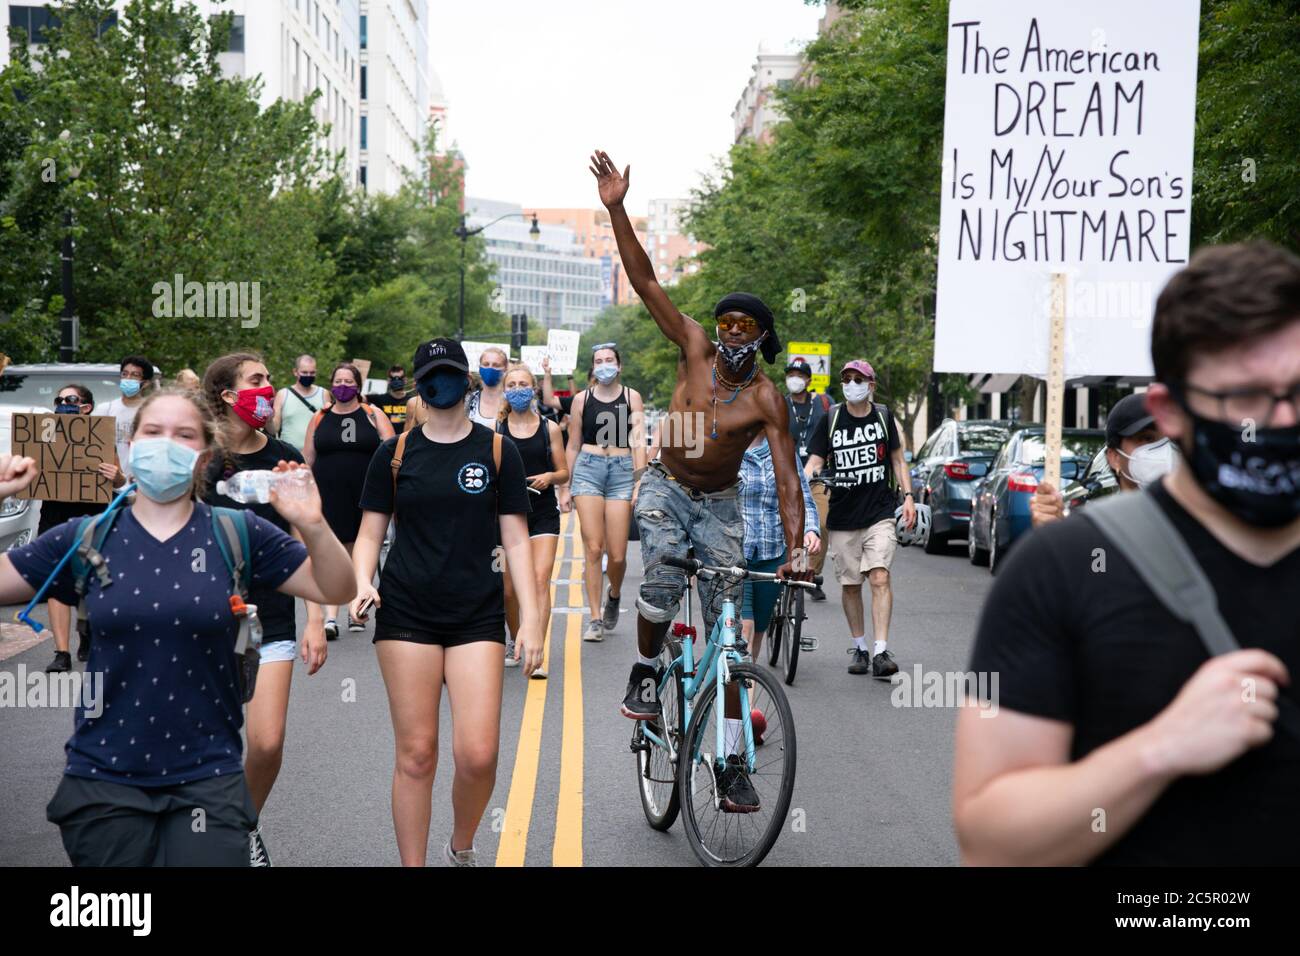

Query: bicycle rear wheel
[678,662,797,866]
[782,587,803,686]
[765,597,785,668]
[635,642,684,831]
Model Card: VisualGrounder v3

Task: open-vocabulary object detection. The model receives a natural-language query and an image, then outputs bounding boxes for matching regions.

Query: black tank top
[580,386,630,448]
[503,417,557,515]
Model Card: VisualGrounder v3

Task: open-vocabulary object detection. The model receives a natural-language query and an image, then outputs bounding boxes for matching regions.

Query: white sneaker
[249,826,271,867]
[530,667,548,680]
[504,638,520,667]
[582,621,604,643]
[444,840,477,867]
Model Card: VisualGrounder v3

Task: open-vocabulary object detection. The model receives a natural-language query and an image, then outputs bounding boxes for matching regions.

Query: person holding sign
[592,150,807,814]
[38,384,124,673]
[803,360,916,680]
[956,242,1300,865]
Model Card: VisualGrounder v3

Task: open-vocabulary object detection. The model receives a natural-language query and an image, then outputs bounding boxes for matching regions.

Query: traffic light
[511,313,528,353]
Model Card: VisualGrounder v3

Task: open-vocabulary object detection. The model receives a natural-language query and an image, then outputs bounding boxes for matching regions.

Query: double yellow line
[495,510,584,867]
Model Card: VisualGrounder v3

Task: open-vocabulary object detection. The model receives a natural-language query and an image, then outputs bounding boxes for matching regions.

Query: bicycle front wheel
[678,662,797,866]
[635,643,684,831]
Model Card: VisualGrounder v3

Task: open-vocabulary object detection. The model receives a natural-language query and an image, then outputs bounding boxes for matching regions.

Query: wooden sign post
[1043,272,1068,490]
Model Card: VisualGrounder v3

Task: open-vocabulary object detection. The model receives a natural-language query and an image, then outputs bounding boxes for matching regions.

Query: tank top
[279,385,326,450]
[503,417,557,516]
[581,386,631,448]
[466,389,498,429]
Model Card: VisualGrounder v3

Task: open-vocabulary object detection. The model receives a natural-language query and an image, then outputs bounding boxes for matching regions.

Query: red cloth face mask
[228,386,275,429]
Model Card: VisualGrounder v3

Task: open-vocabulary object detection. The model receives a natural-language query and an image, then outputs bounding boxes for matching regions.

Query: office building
[534,208,650,307]
[732,46,801,144]
[358,0,431,194]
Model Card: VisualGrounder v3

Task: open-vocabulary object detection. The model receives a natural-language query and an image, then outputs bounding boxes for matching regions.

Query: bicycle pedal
[799,636,820,651]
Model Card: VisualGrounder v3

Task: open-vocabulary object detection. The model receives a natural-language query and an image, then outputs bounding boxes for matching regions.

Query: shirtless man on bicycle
[590,149,808,811]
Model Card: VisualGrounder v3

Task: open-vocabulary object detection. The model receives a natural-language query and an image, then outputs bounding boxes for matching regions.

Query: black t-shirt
[358,424,530,635]
[203,435,305,642]
[970,484,1300,865]
[806,403,900,530]
[368,390,408,429]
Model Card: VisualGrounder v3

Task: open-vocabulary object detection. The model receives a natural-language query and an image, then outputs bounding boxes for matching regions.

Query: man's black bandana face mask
[717,334,765,374]
[1177,399,1300,528]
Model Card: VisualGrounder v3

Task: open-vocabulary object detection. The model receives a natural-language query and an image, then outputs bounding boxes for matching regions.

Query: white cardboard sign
[520,346,549,375]
[934,1,1201,378]
[546,329,582,376]
[461,341,511,368]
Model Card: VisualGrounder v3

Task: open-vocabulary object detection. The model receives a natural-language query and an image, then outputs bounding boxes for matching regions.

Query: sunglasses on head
[591,342,617,352]
[717,315,758,334]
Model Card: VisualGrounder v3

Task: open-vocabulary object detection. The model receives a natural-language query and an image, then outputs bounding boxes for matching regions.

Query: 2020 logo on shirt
[457,462,491,494]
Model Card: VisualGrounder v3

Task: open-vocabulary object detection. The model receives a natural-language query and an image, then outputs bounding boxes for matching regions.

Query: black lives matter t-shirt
[970,484,1300,865]
[358,423,530,637]
[806,403,900,530]
[203,435,305,642]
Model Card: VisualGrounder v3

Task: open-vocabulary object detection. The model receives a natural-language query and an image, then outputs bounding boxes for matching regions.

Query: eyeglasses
[591,342,617,351]
[1178,380,1300,423]
[716,315,758,334]
[841,374,874,385]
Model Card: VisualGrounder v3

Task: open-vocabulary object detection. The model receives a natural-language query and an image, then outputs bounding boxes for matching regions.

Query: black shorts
[46,772,256,867]
[373,621,505,647]
[527,508,561,537]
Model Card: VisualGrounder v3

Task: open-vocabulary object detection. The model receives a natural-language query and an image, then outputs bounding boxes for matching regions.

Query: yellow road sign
[786,341,832,394]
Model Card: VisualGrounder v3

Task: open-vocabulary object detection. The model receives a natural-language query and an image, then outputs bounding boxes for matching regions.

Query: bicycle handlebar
[661,555,821,588]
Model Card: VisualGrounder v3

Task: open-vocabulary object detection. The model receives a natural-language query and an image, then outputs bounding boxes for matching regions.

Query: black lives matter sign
[13,413,118,504]
[934,1,1201,378]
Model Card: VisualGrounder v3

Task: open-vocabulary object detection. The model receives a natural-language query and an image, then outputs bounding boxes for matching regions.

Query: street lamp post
[58,131,83,364]
[454,211,540,342]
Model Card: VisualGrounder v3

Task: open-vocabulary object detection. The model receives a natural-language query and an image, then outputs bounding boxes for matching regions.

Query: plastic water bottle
[216,469,313,504]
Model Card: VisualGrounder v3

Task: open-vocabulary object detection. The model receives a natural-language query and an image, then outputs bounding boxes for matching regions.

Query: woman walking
[201,352,330,866]
[564,345,645,642]
[497,364,568,677]
[465,346,508,429]
[0,389,354,866]
[40,383,124,673]
[304,363,394,637]
[350,338,540,866]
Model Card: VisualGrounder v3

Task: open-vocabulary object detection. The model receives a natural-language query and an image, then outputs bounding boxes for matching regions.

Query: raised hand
[0,454,37,501]
[589,150,630,208]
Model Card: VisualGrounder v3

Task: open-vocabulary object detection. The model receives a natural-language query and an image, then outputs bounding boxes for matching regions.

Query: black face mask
[389,377,406,393]
[417,369,469,409]
[1178,402,1300,528]
[298,375,315,388]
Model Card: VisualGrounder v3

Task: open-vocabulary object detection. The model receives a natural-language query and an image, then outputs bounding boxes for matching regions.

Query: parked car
[910,418,1012,553]
[967,425,1106,573]
[1060,444,1120,515]
[0,363,158,554]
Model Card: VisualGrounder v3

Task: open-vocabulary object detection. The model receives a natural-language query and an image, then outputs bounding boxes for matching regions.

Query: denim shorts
[571,451,634,500]
[634,465,744,636]
[258,639,297,663]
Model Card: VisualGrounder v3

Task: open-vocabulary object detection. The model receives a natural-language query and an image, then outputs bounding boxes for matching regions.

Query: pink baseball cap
[840,359,876,380]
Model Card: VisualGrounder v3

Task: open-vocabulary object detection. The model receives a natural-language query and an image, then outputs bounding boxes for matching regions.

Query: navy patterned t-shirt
[8,502,307,786]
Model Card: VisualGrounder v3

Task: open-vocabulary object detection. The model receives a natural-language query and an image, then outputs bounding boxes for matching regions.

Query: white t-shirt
[99,396,141,478]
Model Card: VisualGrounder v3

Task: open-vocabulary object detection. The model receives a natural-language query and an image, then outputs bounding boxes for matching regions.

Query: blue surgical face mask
[418,369,470,409]
[594,364,619,385]
[505,386,535,412]
[479,366,504,388]
[128,437,200,503]
[119,378,142,398]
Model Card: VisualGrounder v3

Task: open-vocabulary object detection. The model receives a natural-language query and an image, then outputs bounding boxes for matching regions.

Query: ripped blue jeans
[634,463,744,638]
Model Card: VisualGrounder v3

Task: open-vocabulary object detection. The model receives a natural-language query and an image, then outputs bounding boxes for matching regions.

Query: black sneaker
[249,826,272,867]
[620,663,660,720]
[76,634,91,663]
[871,649,899,680]
[601,589,620,631]
[324,619,339,641]
[810,585,827,602]
[847,647,871,675]
[347,615,365,633]
[45,651,72,673]
[717,754,760,813]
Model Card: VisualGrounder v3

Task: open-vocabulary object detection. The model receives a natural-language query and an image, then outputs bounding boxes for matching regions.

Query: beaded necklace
[710,357,757,440]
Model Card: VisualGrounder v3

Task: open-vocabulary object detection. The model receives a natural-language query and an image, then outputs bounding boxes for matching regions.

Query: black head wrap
[714,292,780,364]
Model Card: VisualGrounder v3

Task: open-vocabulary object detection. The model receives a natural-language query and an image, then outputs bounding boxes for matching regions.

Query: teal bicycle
[631,556,807,866]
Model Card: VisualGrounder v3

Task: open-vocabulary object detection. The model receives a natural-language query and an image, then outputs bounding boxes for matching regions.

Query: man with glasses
[592,150,808,813]
[955,241,1300,865]
[804,360,916,678]
[98,355,154,480]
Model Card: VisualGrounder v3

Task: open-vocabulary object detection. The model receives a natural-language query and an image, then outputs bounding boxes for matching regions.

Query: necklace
[710,358,757,440]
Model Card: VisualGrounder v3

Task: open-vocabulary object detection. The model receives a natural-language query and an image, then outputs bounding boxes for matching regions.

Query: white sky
[429,0,822,214]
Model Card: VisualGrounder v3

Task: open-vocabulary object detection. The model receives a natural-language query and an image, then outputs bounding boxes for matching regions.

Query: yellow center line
[553,509,585,867]
[493,511,567,867]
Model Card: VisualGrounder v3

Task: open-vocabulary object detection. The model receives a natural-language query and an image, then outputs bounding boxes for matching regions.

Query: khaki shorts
[829,519,898,585]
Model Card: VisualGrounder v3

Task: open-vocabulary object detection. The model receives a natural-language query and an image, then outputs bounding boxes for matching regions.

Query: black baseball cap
[785,359,812,377]
[1105,393,1155,448]
[411,338,469,381]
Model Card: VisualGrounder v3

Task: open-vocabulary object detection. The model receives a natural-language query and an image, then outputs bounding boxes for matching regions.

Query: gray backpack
[1082,492,1300,741]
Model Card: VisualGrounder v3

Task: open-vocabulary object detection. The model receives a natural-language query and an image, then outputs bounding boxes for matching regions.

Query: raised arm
[591,150,703,352]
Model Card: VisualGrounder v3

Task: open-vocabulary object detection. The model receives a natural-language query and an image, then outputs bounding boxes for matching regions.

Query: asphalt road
[1,515,993,866]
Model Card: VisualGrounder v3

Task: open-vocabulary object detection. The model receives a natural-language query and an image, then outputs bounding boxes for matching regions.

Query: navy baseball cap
[412,338,469,381]
[1105,393,1155,448]
[785,359,813,376]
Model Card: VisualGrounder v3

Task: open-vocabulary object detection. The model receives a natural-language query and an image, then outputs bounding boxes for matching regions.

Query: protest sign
[12,413,117,504]
[546,329,581,376]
